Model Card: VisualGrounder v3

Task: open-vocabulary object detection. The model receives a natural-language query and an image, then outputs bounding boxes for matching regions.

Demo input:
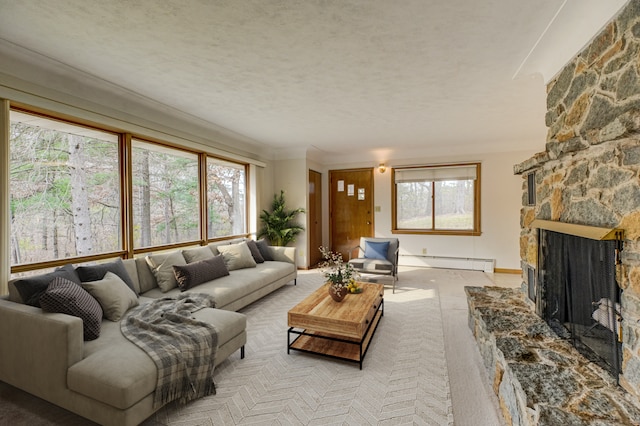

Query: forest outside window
[9,110,122,265]
[392,163,481,236]
[132,139,200,248]
[207,157,246,239]
[8,106,251,276]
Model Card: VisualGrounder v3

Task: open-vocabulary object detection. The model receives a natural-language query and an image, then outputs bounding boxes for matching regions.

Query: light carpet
[147,269,453,425]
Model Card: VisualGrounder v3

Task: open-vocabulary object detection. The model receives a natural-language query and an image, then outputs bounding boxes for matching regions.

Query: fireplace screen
[538,229,622,378]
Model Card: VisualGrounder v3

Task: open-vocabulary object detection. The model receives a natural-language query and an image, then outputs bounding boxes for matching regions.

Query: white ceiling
[0,0,629,163]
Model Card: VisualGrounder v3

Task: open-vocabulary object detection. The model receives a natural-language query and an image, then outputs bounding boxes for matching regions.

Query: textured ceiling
[0,0,629,162]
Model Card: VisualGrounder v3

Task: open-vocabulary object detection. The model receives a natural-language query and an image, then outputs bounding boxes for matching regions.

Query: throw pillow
[245,240,265,263]
[182,246,215,263]
[364,240,390,260]
[75,258,138,295]
[145,251,187,292]
[173,255,229,291]
[81,272,139,321]
[255,239,274,261]
[14,264,81,307]
[40,277,102,341]
[217,242,257,271]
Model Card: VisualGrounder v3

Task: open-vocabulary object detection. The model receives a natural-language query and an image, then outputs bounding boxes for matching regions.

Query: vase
[328,284,348,302]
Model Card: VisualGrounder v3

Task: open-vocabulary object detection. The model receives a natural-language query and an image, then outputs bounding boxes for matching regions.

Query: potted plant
[257,190,305,246]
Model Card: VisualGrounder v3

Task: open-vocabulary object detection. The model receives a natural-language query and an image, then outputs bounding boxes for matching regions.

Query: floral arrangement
[319,246,359,289]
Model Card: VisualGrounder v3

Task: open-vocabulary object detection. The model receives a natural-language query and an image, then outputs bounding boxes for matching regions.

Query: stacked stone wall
[515,0,640,399]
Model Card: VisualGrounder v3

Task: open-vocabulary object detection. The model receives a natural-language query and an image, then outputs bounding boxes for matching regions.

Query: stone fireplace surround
[465,1,640,424]
[515,0,640,402]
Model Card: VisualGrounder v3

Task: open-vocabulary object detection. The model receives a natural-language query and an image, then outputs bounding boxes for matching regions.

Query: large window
[132,140,199,248]
[8,107,250,274]
[9,111,121,265]
[392,163,481,236]
[207,157,246,238]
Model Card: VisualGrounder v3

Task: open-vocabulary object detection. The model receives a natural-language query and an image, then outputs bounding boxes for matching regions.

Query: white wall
[323,150,536,270]
[272,158,308,267]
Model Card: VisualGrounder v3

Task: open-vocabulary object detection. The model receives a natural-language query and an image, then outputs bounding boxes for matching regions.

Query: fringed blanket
[121,293,218,408]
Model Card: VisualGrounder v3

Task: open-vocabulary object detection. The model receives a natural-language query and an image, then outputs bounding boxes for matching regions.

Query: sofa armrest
[0,297,84,395]
[270,246,297,265]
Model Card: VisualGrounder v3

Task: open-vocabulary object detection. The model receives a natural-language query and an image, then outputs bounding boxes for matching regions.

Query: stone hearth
[466,286,640,425]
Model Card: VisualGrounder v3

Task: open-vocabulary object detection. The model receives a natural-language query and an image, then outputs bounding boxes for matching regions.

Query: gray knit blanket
[120,293,218,408]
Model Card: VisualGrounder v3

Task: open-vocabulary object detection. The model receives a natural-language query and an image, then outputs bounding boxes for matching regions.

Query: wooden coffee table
[287,282,384,369]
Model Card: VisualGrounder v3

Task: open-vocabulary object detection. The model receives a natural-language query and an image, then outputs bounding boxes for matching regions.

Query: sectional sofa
[0,239,297,426]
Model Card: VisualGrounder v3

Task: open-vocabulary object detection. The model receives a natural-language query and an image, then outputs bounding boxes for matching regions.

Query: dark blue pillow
[364,241,389,260]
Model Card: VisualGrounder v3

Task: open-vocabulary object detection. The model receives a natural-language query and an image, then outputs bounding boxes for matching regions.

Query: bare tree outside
[207,158,245,238]
[132,140,199,247]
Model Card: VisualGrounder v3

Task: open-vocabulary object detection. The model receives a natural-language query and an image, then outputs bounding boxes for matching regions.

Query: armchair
[348,237,399,293]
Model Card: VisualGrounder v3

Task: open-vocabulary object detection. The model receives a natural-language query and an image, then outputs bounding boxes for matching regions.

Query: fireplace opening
[537,228,623,379]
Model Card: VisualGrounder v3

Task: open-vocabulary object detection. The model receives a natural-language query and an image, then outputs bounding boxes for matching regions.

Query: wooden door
[308,169,323,267]
[329,168,374,260]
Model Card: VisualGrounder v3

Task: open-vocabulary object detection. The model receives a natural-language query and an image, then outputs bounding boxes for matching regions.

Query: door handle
[366,221,371,225]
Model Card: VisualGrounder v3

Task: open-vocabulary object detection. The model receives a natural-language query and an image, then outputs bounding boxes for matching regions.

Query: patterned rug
[146,269,454,425]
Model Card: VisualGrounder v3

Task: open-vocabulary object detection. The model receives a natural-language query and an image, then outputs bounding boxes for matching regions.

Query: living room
[1,1,639,425]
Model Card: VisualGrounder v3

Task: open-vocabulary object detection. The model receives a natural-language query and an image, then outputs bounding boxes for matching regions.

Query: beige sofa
[0,240,296,426]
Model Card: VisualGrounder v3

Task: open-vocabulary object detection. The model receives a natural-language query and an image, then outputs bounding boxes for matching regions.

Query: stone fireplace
[515,0,640,401]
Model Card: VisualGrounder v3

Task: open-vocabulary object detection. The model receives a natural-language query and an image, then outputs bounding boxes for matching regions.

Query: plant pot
[328,285,348,302]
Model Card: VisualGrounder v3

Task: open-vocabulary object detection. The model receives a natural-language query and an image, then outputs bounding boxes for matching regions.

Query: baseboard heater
[399,255,495,273]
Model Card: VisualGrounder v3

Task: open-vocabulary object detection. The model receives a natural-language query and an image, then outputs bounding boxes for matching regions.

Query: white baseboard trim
[399,255,495,273]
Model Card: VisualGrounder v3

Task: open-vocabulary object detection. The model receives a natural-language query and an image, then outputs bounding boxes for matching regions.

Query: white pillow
[217,242,257,271]
[81,272,139,321]
[145,251,187,292]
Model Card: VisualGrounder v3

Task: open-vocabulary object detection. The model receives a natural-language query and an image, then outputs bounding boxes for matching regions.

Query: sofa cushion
[245,240,265,263]
[69,303,246,410]
[68,318,157,410]
[217,242,257,271]
[173,255,229,291]
[76,258,138,295]
[82,272,139,321]
[182,246,215,263]
[39,277,103,340]
[145,251,187,292]
[13,264,81,307]
[255,239,274,261]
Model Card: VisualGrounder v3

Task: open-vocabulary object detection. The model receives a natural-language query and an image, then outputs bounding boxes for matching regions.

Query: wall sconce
[378,163,386,174]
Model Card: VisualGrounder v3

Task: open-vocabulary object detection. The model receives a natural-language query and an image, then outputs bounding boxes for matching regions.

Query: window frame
[8,105,250,275]
[391,162,481,236]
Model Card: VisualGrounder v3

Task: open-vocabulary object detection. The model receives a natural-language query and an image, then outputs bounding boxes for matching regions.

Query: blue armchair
[348,237,399,293]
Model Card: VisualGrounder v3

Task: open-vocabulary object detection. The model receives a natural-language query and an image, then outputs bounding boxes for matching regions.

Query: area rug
[146,269,454,425]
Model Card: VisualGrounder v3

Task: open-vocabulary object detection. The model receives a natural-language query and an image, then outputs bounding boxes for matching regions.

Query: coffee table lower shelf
[287,305,383,369]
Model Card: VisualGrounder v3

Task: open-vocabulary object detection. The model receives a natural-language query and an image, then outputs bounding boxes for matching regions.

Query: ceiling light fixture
[378,163,386,174]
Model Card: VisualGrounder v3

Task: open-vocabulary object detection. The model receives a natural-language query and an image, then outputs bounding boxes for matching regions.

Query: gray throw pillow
[255,239,274,261]
[145,251,187,292]
[40,277,103,341]
[217,242,257,271]
[14,264,81,307]
[81,272,139,321]
[75,258,138,295]
[173,255,229,291]
[245,240,265,263]
[182,246,215,263]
